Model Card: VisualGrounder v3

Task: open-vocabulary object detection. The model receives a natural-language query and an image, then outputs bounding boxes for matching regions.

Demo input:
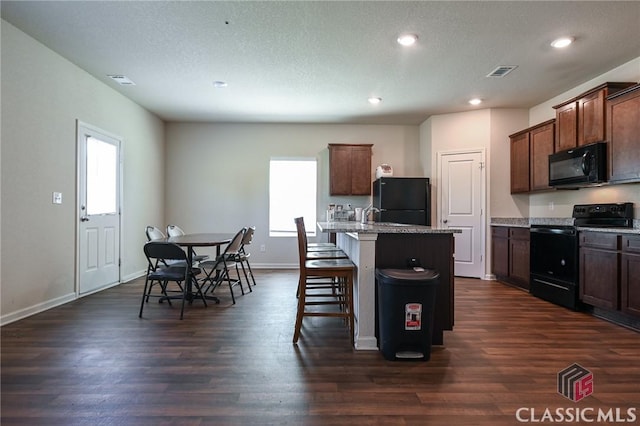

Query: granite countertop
[490,218,640,234]
[317,221,461,234]
[490,218,532,228]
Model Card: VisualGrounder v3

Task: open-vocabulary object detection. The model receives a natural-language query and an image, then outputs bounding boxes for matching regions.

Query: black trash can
[376,268,440,361]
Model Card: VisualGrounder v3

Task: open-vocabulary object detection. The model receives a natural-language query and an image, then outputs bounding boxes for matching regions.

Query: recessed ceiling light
[213,81,228,88]
[397,34,418,46]
[468,98,482,106]
[551,37,574,48]
[368,97,382,105]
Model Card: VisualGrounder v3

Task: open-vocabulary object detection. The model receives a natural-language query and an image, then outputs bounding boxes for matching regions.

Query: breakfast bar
[317,221,460,350]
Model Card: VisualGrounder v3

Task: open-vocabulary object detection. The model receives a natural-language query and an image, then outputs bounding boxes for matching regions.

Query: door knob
[81,216,90,222]
[443,219,448,224]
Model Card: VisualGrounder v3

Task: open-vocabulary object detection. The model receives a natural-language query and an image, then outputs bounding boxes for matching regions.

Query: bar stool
[293,217,355,346]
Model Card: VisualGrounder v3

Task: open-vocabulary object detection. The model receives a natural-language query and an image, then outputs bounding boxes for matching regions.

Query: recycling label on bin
[405,303,422,330]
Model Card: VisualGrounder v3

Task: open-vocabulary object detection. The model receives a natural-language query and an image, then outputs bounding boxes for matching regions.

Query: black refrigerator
[372,177,431,225]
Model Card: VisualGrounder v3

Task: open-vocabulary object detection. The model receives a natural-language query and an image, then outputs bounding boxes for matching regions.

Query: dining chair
[199,228,247,304]
[236,226,257,289]
[166,224,210,263]
[145,225,166,241]
[293,217,355,346]
[140,241,207,320]
[145,226,186,270]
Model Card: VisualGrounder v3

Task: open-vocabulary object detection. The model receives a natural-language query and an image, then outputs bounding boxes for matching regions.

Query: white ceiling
[2,1,639,124]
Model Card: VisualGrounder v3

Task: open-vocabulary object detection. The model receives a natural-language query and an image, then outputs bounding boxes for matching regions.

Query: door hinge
[479,161,485,169]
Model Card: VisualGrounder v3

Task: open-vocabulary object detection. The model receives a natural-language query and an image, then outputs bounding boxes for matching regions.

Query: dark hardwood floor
[2,270,639,425]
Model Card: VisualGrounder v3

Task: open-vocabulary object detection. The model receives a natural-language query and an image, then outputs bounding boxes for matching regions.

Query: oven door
[529,225,579,309]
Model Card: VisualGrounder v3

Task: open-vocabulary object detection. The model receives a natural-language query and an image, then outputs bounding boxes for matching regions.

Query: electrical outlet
[52,192,62,204]
[260,244,266,252]
[549,201,555,211]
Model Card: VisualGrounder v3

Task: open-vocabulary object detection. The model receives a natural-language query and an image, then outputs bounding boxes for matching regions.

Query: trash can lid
[376,268,440,282]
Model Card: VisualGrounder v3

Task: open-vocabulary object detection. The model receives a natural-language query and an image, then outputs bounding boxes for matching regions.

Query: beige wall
[164,122,422,267]
[420,108,529,278]
[426,109,491,227]
[1,21,165,324]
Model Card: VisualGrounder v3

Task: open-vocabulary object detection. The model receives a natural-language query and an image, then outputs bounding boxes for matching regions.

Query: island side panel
[374,233,455,345]
[336,232,379,350]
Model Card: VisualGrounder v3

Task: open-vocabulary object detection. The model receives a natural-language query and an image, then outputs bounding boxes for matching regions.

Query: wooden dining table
[165,232,234,303]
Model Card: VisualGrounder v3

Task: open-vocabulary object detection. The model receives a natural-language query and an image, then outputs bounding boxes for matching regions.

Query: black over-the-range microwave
[548,142,607,188]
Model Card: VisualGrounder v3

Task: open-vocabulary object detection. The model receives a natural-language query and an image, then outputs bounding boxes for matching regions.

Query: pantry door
[438,149,485,278]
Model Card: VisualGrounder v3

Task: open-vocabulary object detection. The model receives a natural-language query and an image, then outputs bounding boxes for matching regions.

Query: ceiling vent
[108,75,136,85]
[486,66,518,78]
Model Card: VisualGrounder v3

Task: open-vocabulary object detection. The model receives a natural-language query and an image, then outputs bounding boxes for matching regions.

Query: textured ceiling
[2,1,639,124]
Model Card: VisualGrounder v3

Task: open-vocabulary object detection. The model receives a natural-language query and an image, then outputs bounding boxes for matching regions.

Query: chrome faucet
[361,204,380,223]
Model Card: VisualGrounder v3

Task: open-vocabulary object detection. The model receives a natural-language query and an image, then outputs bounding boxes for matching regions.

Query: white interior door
[438,149,485,278]
[78,122,121,295]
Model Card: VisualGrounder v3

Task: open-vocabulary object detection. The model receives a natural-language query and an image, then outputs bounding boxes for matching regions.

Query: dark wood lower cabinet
[580,246,619,309]
[491,226,529,290]
[509,231,530,288]
[579,232,640,324]
[491,227,509,278]
[621,235,640,316]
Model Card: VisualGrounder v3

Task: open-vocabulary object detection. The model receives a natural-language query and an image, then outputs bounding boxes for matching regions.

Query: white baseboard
[1,292,76,326]
[122,270,146,283]
[251,263,298,269]
[484,274,497,281]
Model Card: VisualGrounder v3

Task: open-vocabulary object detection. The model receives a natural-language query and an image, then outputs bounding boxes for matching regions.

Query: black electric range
[529,202,634,310]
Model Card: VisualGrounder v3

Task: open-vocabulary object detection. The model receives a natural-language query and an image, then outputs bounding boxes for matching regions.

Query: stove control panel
[573,203,633,219]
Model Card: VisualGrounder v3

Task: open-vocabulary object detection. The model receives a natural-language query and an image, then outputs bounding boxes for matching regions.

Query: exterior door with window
[78,122,121,294]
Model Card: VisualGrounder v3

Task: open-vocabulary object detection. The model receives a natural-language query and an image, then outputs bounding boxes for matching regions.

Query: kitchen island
[317,221,460,350]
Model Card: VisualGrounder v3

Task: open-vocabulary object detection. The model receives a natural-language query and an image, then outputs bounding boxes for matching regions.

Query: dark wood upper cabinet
[509,132,530,193]
[509,119,555,194]
[606,84,640,183]
[554,101,578,152]
[553,82,635,151]
[328,144,373,195]
[578,88,606,145]
[529,121,555,191]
